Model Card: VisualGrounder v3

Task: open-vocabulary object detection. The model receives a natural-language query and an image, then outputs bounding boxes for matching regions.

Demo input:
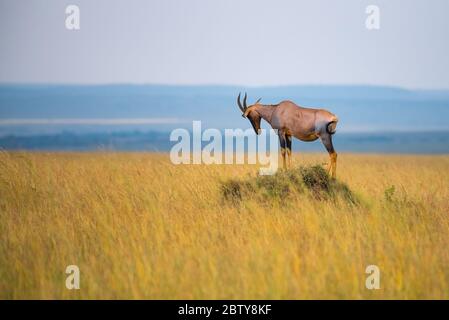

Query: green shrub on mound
[221,165,358,205]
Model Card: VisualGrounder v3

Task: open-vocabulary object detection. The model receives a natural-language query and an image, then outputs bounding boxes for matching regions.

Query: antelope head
[237,92,262,135]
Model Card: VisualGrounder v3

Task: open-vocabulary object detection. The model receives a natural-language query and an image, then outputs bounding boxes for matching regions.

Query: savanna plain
[0,151,448,299]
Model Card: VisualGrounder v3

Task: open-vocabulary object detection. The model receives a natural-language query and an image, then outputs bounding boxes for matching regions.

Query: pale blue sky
[1,0,448,89]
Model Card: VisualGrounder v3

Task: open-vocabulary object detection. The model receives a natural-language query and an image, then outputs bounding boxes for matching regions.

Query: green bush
[300,165,331,198]
[384,185,396,202]
[221,165,358,205]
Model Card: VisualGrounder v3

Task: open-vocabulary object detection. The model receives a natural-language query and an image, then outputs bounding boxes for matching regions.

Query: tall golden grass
[0,151,448,299]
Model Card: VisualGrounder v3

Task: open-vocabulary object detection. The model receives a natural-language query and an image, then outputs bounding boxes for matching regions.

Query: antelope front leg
[281,148,287,169]
[286,135,292,168]
[279,134,287,170]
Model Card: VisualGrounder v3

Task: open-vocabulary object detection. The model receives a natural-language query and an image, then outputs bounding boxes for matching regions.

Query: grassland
[0,151,448,299]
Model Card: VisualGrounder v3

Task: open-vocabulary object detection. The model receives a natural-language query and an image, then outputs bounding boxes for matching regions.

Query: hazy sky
[1,0,448,89]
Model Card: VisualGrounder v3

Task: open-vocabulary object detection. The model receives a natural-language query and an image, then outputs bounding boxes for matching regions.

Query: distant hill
[1,84,448,138]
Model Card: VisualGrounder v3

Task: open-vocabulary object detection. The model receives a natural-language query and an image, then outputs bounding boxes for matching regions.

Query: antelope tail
[326,116,338,135]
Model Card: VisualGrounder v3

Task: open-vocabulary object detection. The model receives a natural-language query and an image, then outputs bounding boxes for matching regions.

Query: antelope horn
[237,92,245,113]
[243,92,248,109]
[255,98,261,104]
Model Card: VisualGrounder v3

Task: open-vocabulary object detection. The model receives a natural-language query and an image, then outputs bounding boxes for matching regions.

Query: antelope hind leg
[320,134,337,179]
[330,151,337,178]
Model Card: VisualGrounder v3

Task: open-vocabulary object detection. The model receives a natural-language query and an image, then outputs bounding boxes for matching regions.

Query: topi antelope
[237,93,339,178]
